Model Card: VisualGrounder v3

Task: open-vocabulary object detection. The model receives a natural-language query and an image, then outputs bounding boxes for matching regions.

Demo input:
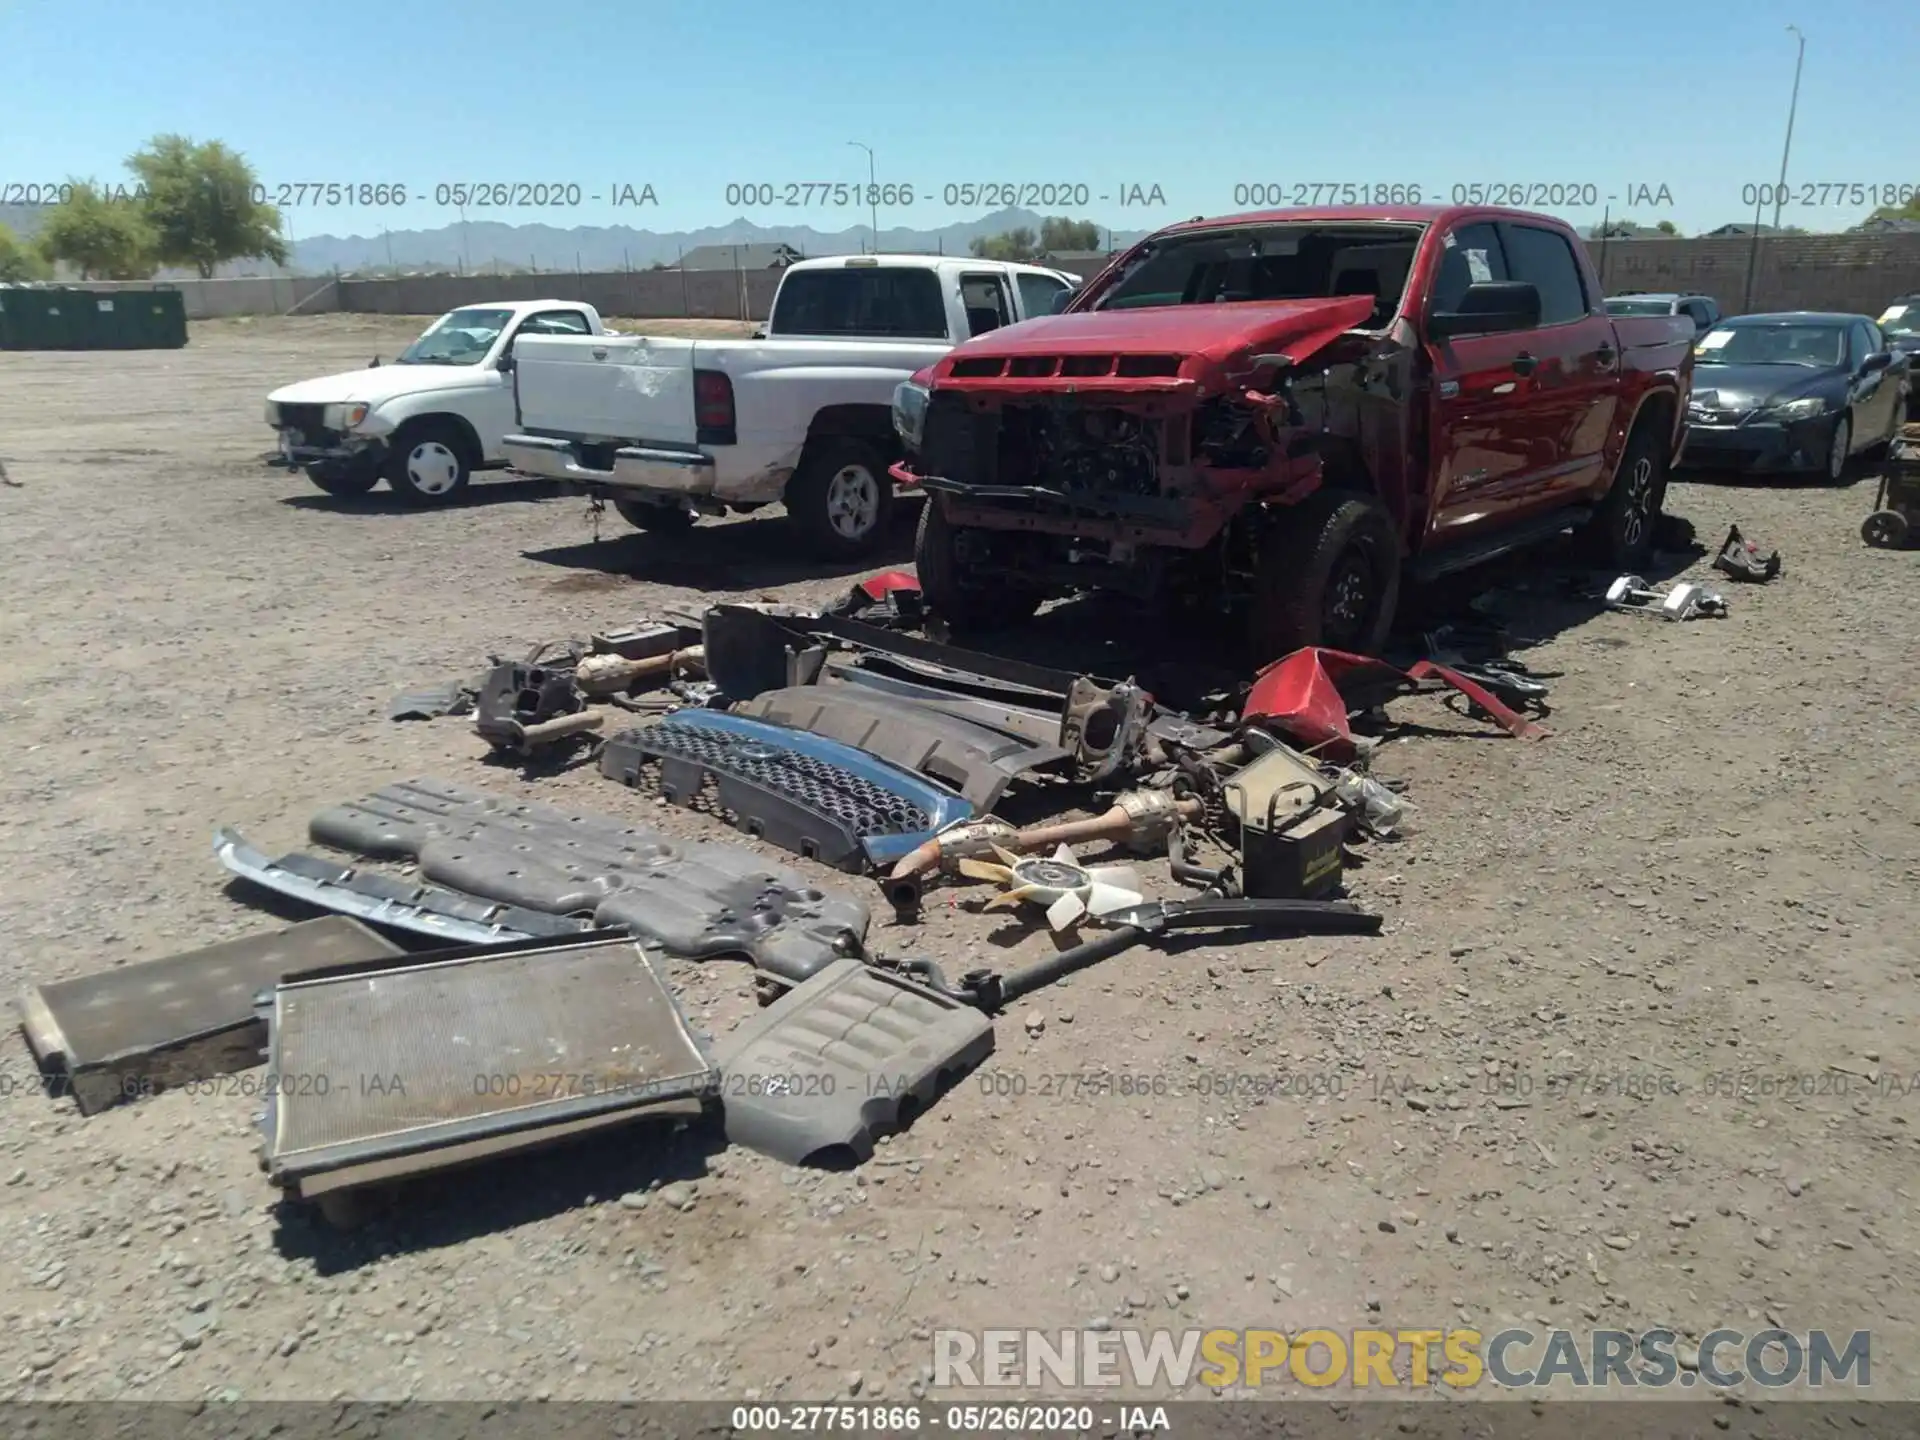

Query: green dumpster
[0,286,188,350]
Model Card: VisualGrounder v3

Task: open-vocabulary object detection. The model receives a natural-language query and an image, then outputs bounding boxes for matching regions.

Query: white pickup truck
[264,299,607,503]
[501,254,1080,558]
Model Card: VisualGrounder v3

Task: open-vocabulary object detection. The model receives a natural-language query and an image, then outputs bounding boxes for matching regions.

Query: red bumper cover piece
[1241,648,1548,760]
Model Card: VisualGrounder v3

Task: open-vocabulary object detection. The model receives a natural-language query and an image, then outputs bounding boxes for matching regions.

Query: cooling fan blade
[972,844,1147,931]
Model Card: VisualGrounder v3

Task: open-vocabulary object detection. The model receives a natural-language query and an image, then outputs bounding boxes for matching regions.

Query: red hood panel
[949,296,1377,365]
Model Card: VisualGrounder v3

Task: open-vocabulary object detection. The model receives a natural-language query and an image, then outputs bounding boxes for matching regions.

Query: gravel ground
[0,317,1916,1407]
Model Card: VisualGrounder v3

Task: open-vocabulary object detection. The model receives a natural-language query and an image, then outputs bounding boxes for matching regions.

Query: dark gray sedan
[1679,311,1911,481]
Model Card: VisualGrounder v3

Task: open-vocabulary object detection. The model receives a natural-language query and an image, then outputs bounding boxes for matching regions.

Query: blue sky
[2,0,1915,241]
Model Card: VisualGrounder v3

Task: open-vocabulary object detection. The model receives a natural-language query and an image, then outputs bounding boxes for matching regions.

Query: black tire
[785,438,895,560]
[1574,421,1668,567]
[305,461,378,498]
[913,499,1044,631]
[382,420,473,505]
[1247,489,1401,664]
[1861,510,1909,548]
[1819,413,1852,483]
[612,495,696,532]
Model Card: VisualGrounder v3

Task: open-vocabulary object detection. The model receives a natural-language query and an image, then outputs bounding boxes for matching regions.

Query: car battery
[1221,742,1351,900]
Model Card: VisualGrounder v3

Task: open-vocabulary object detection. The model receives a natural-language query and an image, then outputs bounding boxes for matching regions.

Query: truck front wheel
[914,500,1044,632]
[786,439,895,560]
[305,460,379,497]
[1247,490,1401,663]
[612,496,696,533]
[383,420,473,505]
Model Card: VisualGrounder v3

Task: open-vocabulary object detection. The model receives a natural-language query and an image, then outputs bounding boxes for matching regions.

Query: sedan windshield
[1880,302,1920,337]
[1696,323,1844,367]
[1605,298,1675,316]
[1089,223,1425,324]
[397,307,513,365]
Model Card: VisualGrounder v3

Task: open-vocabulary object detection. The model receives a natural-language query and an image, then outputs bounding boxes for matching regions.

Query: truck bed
[512,332,953,445]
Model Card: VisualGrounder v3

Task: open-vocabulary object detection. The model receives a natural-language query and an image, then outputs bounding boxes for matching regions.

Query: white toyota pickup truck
[264,299,607,503]
[501,255,1080,558]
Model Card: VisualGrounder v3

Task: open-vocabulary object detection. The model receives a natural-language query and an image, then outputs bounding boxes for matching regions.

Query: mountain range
[0,204,1154,278]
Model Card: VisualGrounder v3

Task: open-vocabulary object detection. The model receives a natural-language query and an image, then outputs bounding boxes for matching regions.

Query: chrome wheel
[824,463,881,539]
[1620,456,1655,549]
[406,441,462,496]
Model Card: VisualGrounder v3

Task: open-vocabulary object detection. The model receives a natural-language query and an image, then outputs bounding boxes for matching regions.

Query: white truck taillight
[693,369,735,442]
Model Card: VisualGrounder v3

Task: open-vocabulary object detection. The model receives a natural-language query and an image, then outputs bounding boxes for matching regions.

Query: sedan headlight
[324,401,371,430]
[1764,396,1829,422]
[891,379,930,451]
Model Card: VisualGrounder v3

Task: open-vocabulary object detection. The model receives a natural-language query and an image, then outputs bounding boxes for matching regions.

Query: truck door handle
[1511,352,1538,376]
[1595,342,1617,368]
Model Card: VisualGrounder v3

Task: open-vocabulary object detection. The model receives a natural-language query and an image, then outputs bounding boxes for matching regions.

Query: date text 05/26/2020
[0,180,659,209]
[1227,181,1678,209]
[720,182,1167,209]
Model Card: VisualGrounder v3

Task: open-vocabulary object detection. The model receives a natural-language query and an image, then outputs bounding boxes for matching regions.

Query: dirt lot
[1,315,1916,1408]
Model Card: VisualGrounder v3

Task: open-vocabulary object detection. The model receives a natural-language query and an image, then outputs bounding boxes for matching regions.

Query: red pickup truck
[889,204,1694,658]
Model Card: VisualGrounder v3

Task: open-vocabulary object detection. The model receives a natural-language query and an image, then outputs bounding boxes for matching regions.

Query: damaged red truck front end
[893,206,1693,659]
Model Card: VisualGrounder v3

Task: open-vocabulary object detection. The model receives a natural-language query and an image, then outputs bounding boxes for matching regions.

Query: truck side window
[1500,225,1588,326]
[1017,272,1071,318]
[960,274,1015,336]
[1429,223,1507,314]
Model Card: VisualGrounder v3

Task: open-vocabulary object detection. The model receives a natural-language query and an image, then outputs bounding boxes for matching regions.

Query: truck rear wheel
[1247,490,1401,663]
[786,439,895,560]
[1575,421,1667,566]
[914,500,1044,632]
[612,496,696,532]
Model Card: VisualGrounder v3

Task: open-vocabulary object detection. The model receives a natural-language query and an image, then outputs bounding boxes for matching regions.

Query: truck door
[493,309,594,455]
[1494,220,1619,503]
[1425,221,1537,544]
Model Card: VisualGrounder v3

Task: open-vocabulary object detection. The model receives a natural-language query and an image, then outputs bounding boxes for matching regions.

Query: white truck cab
[264,299,606,503]
[501,255,1080,557]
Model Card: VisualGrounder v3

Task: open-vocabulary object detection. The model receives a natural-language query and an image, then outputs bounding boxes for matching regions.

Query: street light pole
[1770,26,1805,235]
[849,141,878,253]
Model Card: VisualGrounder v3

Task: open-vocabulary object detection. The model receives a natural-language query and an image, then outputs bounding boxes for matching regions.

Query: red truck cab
[892,204,1693,657]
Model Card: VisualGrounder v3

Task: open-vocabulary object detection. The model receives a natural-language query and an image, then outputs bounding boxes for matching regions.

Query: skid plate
[296,777,869,986]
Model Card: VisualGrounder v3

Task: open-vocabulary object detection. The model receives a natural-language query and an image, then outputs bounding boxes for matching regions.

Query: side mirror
[1861,351,1893,373]
[496,352,515,373]
[1045,288,1074,315]
[1428,281,1542,340]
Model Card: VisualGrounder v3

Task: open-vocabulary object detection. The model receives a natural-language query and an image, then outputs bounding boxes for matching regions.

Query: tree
[0,222,52,282]
[1039,217,1102,253]
[34,184,156,279]
[969,226,1038,262]
[127,134,288,278]
[1868,189,1920,223]
[1654,220,1679,236]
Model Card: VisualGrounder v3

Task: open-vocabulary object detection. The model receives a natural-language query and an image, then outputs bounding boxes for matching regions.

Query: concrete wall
[336,267,783,320]
[70,275,337,319]
[51,233,1920,322]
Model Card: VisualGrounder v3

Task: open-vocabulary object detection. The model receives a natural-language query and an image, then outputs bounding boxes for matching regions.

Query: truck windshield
[769,268,948,339]
[1605,298,1677,316]
[1696,324,1844,367]
[397,308,514,364]
[1087,223,1424,323]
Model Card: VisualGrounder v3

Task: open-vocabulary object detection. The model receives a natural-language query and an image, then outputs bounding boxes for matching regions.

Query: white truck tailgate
[513,333,699,445]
